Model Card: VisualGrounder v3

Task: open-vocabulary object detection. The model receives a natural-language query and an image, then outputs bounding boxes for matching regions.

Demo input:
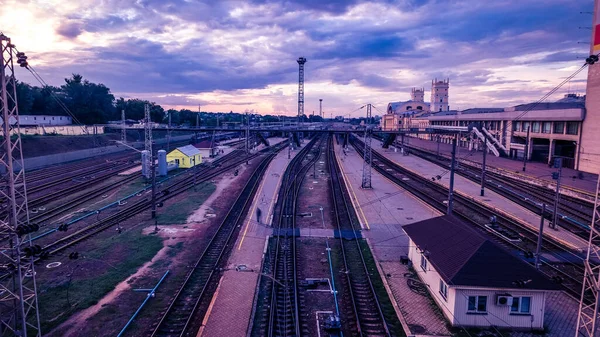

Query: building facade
[404,216,559,330]
[166,145,202,169]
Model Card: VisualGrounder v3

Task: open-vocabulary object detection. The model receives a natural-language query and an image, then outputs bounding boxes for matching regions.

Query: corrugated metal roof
[403,215,559,290]
[175,145,201,157]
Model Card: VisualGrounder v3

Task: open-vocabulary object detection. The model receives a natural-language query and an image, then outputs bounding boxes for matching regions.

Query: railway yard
[0,127,592,337]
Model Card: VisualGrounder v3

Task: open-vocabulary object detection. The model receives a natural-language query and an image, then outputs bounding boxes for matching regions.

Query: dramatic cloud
[0,0,592,116]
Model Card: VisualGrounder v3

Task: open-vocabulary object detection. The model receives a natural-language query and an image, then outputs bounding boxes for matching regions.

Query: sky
[0,0,592,117]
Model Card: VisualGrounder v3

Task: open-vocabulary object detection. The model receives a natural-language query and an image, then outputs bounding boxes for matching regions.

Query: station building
[404,215,559,330]
[166,145,202,169]
[382,83,592,171]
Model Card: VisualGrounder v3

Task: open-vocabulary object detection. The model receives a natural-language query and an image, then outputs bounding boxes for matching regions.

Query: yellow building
[167,145,202,169]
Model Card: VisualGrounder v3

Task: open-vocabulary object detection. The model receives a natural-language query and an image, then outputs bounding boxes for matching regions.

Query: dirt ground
[43,158,258,337]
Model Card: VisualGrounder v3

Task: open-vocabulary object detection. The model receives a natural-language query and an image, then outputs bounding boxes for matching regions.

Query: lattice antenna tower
[361,104,373,189]
[144,103,152,179]
[0,33,42,337]
[297,57,307,123]
[576,173,600,336]
[319,99,323,118]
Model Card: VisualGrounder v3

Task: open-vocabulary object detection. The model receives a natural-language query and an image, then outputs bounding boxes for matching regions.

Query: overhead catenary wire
[425,56,595,181]
[13,45,89,134]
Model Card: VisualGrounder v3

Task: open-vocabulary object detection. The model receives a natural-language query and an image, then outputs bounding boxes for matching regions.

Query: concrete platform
[198,143,300,337]
[336,141,581,337]
[405,136,598,196]
[370,142,589,253]
[335,141,449,336]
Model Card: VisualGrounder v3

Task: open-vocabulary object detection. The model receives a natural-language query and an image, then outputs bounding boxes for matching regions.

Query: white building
[4,115,73,126]
[404,215,559,331]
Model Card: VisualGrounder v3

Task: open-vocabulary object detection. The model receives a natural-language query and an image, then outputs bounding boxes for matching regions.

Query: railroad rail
[327,135,390,336]
[351,135,585,299]
[267,136,321,337]
[149,141,286,337]
[386,138,594,238]
[37,147,263,257]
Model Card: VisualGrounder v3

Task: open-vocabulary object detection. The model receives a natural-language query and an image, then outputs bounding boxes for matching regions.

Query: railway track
[37,147,259,257]
[327,136,390,336]
[351,135,585,299]
[149,141,286,337]
[267,136,321,337]
[390,139,594,238]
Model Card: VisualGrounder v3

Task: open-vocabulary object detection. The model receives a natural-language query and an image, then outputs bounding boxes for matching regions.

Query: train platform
[198,144,300,337]
[404,136,598,196]
[371,141,589,253]
[334,141,451,336]
[336,142,581,337]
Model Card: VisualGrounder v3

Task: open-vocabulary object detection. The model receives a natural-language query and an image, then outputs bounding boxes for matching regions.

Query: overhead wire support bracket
[0,32,42,337]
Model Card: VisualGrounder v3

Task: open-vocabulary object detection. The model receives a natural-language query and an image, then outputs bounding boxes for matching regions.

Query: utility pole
[551,157,563,230]
[297,57,307,124]
[0,33,42,337]
[121,109,126,143]
[245,112,250,155]
[447,134,458,215]
[319,99,323,118]
[366,103,372,125]
[144,104,153,179]
[193,157,197,191]
[522,125,530,172]
[480,138,487,196]
[151,155,157,218]
[535,204,545,270]
[361,104,373,189]
[437,135,441,158]
[167,111,172,151]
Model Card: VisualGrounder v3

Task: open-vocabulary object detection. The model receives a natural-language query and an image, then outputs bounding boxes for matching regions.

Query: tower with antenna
[297,57,307,123]
[0,33,42,337]
[319,99,323,118]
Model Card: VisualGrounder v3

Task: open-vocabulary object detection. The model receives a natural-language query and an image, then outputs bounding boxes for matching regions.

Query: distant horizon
[2,0,590,117]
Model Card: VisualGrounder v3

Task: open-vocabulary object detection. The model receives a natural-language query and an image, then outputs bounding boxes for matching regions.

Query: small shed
[193,140,215,158]
[403,215,559,330]
[167,145,202,169]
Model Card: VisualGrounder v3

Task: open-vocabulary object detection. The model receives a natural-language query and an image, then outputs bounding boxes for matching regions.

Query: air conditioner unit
[496,295,513,306]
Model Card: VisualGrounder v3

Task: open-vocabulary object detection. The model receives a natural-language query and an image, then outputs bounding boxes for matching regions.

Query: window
[553,122,564,134]
[440,98,443,102]
[542,122,551,134]
[511,296,531,314]
[566,122,579,135]
[531,122,540,133]
[439,280,448,300]
[420,254,427,272]
[521,121,530,132]
[467,296,487,313]
[513,121,520,131]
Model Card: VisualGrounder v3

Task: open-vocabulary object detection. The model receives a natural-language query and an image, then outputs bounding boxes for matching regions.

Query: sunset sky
[0,0,591,117]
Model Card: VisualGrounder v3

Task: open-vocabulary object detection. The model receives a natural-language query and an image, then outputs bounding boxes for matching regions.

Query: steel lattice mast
[0,33,41,337]
[361,104,373,189]
[297,57,306,123]
[144,104,152,179]
[575,173,600,336]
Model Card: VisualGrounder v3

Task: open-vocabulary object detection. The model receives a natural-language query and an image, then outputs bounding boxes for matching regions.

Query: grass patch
[155,182,216,224]
[37,227,163,333]
[359,239,407,337]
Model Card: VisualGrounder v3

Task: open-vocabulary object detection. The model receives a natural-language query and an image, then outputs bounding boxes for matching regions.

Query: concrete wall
[17,125,104,136]
[21,134,193,171]
[407,238,457,324]
[580,0,600,174]
[408,238,548,330]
